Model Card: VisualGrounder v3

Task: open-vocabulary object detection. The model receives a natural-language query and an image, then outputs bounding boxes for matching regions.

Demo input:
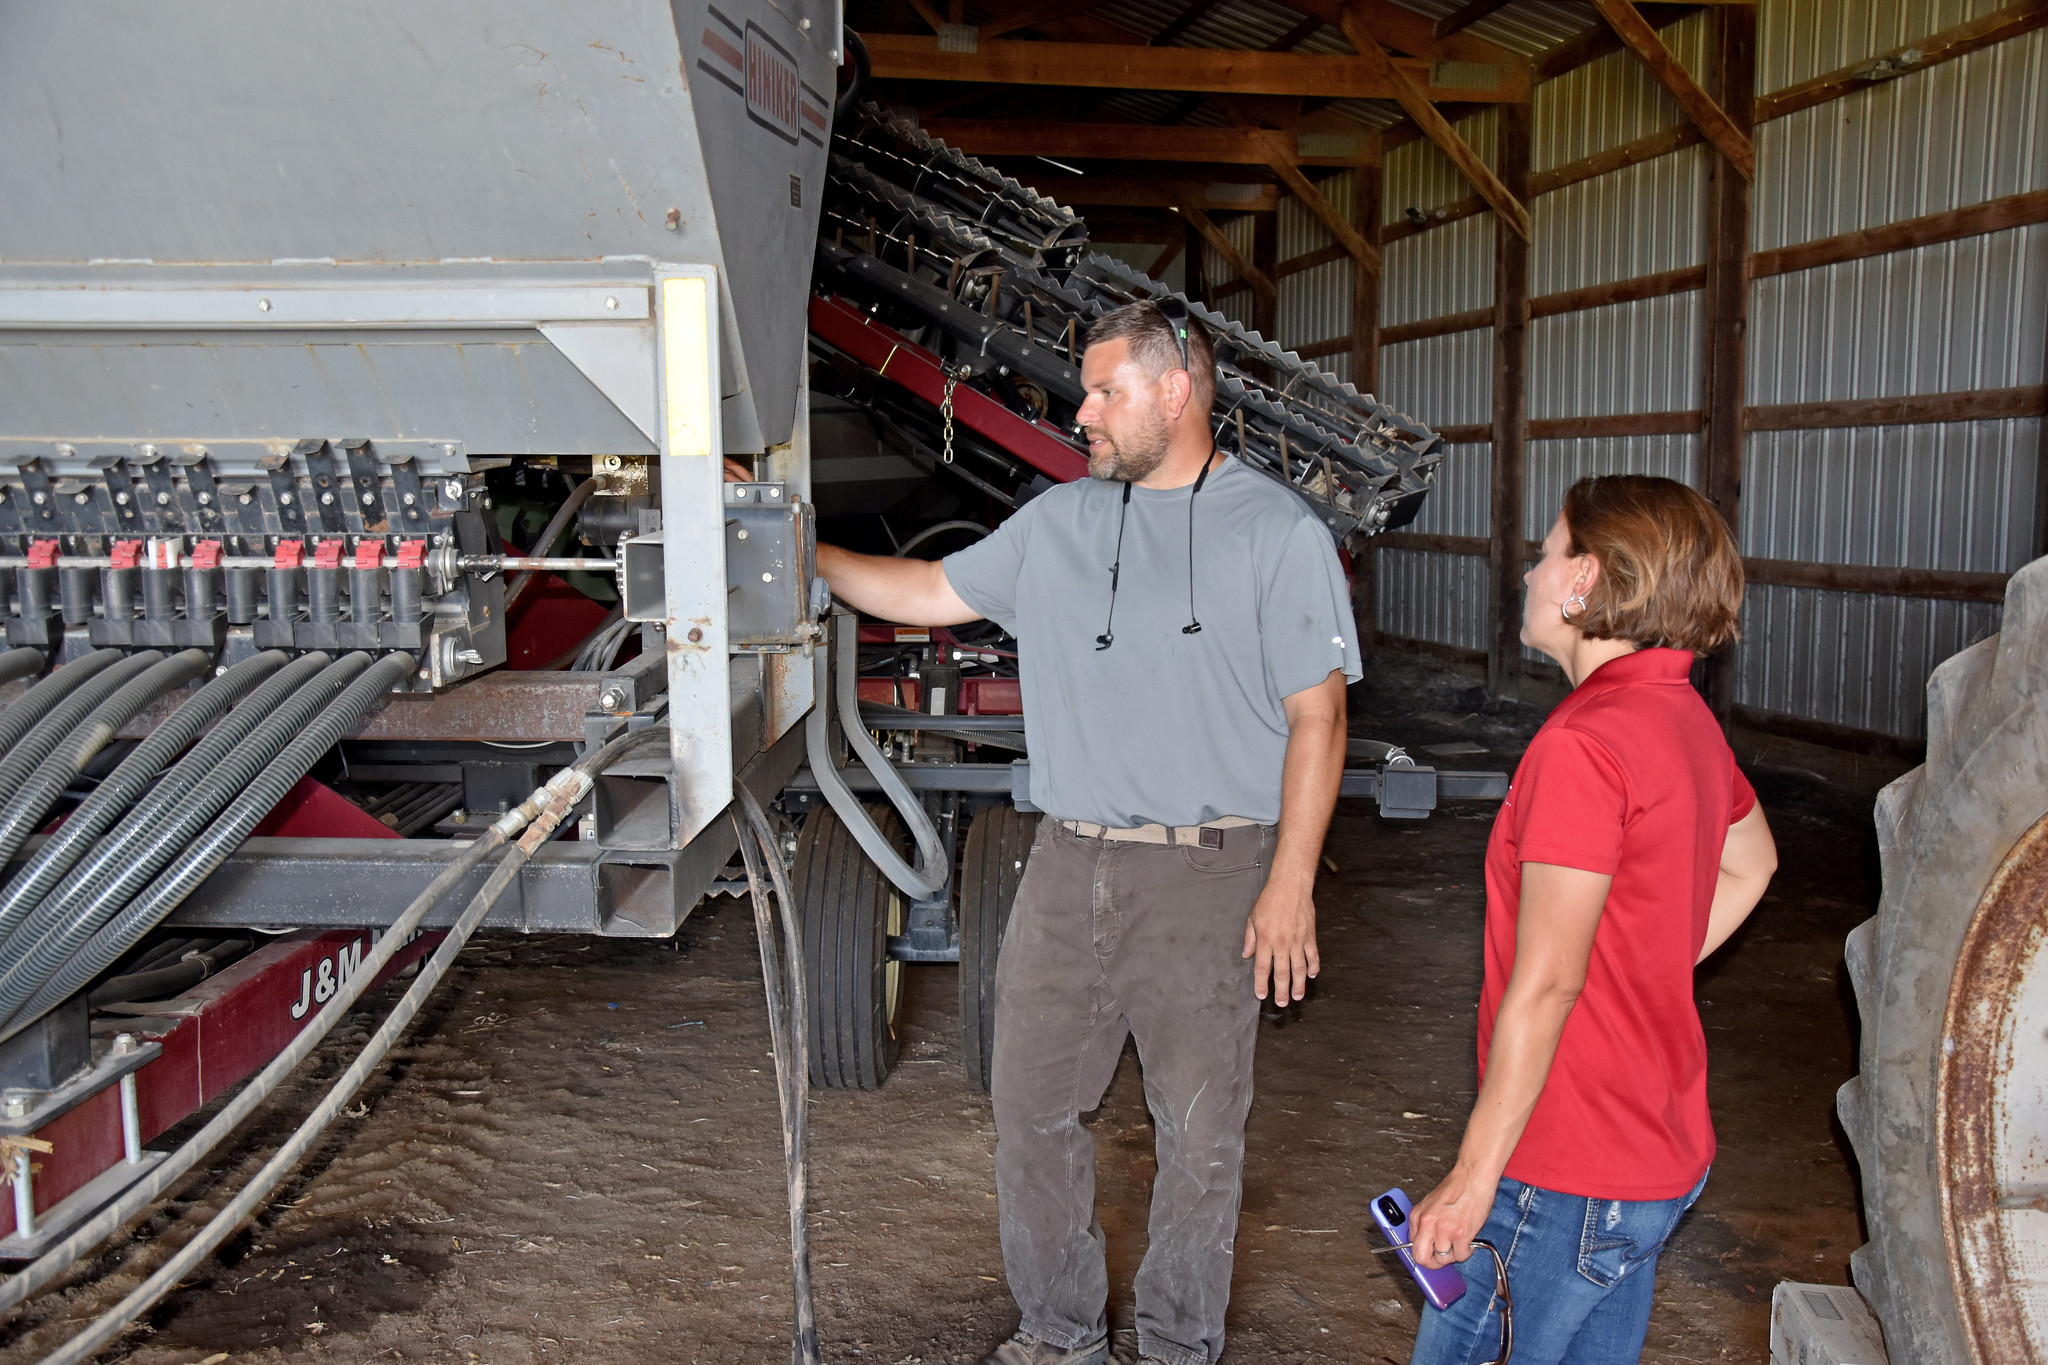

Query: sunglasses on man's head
[1155,297,1192,372]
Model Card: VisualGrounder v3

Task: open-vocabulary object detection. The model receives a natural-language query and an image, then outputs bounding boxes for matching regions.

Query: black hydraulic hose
[2,652,412,1042]
[0,646,44,686]
[0,650,211,870]
[503,476,599,614]
[87,936,252,1007]
[732,783,821,1365]
[834,27,870,126]
[0,651,288,951]
[0,648,122,759]
[0,651,168,808]
[18,726,662,1361]
[0,653,352,1013]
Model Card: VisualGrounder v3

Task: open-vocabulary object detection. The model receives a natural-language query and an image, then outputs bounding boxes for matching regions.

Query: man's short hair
[1086,300,1216,412]
[1563,474,1744,654]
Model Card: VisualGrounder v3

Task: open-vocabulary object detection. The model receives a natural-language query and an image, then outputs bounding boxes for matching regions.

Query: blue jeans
[1409,1171,1708,1365]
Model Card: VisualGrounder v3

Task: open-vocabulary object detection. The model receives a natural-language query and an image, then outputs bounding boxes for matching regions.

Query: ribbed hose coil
[0,649,213,870]
[2,651,415,1041]
[0,653,362,1028]
[0,648,123,759]
[0,647,45,686]
[0,651,168,799]
[0,652,288,949]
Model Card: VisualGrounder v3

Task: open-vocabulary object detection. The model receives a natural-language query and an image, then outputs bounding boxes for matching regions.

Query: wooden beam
[1180,206,1276,299]
[1487,99,1531,697]
[861,33,1520,99]
[919,118,1372,166]
[1045,178,1283,210]
[1434,0,1513,40]
[1757,0,2048,123]
[1700,4,1754,724]
[1253,208,1280,340]
[1269,160,1383,275]
[979,0,1114,40]
[1747,387,2048,431]
[1754,187,2048,278]
[1353,159,1382,392]
[1589,0,1754,180]
[1146,236,1186,277]
[1280,0,1528,71]
[1336,7,1533,240]
[904,0,948,33]
[1376,533,2015,604]
[1147,0,1227,47]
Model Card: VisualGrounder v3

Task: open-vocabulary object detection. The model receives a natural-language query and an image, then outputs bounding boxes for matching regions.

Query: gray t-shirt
[942,457,1361,827]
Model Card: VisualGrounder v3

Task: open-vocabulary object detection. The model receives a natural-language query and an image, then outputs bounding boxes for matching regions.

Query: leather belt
[1057,815,1259,848]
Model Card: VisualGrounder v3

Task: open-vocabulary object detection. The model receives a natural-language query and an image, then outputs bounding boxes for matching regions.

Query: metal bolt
[445,479,464,500]
[114,491,130,506]
[30,491,46,505]
[2,1095,25,1118]
[456,648,484,665]
[55,443,75,457]
[73,491,89,505]
[197,491,212,505]
[687,627,703,643]
[111,1032,136,1056]
[419,667,431,681]
[140,444,158,459]
[736,528,749,541]
[362,491,377,505]
[239,492,254,505]
[279,491,294,506]
[761,571,774,582]
[155,490,171,506]
[257,298,272,311]
[401,492,416,505]
[768,487,782,499]
[665,208,682,231]
[599,688,626,711]
[605,296,619,310]
[734,487,749,499]
[319,490,336,506]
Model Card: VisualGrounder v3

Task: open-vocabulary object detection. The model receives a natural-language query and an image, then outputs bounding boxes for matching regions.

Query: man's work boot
[974,1331,1110,1365]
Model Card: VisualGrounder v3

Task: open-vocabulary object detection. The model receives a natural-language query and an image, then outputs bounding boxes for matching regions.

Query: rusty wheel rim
[1938,810,2048,1364]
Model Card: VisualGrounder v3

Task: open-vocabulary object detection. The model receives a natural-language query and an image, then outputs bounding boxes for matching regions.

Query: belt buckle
[1198,827,1223,850]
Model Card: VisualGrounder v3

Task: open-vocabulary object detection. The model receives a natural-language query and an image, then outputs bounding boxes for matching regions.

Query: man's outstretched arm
[815,544,983,627]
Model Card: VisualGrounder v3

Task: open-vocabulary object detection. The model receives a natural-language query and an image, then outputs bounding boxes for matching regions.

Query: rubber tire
[795,803,909,1090]
[959,804,1038,1093]
[1838,554,2048,1364]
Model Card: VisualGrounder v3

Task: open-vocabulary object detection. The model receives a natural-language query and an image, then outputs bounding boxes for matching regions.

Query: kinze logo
[745,24,800,144]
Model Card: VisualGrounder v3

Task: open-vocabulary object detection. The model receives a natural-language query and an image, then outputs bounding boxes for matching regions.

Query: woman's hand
[1408,1166,1495,1269]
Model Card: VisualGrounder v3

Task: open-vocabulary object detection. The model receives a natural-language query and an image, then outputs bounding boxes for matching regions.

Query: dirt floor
[0,649,1909,1365]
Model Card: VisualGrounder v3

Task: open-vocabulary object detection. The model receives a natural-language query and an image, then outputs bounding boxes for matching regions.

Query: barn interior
[0,2,2044,1364]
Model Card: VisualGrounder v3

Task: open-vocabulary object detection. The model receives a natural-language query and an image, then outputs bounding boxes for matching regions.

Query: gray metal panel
[1525,434,1701,539]
[1375,548,1489,654]
[1528,292,1704,420]
[0,0,838,452]
[1406,443,1492,540]
[1378,329,1492,430]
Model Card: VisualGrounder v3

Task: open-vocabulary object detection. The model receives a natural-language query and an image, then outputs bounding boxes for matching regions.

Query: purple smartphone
[1370,1187,1468,1312]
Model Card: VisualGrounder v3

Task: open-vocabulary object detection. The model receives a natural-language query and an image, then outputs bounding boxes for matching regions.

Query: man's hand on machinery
[1243,879,1319,1006]
[814,543,982,627]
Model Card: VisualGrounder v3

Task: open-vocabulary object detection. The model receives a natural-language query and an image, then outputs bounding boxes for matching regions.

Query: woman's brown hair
[1562,475,1744,653]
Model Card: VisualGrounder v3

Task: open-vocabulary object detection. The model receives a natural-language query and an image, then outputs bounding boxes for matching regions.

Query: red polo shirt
[1478,647,1756,1200]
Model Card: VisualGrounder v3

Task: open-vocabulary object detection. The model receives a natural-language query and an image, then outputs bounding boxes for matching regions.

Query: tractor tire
[1837,554,2048,1364]
[959,804,1038,1093]
[794,803,908,1090]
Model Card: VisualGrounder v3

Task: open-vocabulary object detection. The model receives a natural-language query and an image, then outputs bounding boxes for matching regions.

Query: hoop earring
[1561,593,1588,623]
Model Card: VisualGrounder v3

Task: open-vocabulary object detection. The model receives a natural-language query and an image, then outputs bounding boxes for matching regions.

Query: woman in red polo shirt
[1406,475,1779,1365]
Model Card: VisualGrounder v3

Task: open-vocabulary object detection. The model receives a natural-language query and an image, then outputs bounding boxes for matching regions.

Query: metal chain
[939,365,960,463]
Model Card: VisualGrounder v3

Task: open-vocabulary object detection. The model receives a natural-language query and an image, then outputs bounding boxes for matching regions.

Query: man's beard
[1085,410,1171,482]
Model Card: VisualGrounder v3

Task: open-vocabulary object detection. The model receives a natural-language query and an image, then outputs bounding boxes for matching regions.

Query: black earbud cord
[1094,449,1217,651]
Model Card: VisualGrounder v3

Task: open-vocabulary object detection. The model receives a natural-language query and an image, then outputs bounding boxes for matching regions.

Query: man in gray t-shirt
[815,301,1356,1365]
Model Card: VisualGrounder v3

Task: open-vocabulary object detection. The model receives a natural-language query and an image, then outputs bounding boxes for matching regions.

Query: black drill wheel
[958,803,1038,1093]
[793,803,908,1090]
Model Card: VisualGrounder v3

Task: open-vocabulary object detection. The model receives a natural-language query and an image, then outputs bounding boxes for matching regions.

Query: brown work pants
[992,818,1274,1365]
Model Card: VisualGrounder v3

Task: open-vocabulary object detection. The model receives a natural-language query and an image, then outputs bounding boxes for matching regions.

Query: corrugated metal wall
[1227,0,2046,742]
